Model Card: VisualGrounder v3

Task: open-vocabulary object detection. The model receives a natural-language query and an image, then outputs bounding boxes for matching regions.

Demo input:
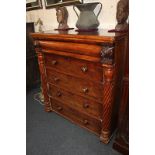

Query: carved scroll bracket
[101,46,114,65]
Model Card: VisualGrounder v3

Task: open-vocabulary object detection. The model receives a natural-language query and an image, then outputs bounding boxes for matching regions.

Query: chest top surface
[31,29,127,44]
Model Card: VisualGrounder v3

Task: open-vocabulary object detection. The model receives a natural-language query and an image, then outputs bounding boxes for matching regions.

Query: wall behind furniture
[26,0,119,32]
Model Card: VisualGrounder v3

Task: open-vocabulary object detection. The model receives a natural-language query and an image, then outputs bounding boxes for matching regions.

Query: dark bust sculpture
[56,6,69,30]
[115,0,129,31]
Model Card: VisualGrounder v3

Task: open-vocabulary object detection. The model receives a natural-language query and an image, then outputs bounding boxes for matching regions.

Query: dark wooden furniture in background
[31,29,127,144]
[113,33,129,154]
[26,23,40,91]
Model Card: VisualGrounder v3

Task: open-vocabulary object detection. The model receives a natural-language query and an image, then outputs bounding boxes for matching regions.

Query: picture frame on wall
[44,0,83,8]
[26,0,43,11]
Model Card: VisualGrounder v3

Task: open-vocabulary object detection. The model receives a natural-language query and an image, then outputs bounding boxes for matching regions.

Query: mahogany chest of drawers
[31,29,127,144]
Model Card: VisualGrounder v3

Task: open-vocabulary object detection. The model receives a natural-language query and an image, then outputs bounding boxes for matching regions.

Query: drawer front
[48,85,102,119]
[44,53,103,82]
[51,99,101,135]
[46,70,103,102]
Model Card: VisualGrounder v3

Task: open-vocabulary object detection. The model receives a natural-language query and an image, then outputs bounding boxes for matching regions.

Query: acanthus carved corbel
[101,46,114,65]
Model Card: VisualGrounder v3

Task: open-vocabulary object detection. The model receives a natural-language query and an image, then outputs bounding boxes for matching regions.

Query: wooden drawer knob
[54,77,60,82]
[51,60,57,65]
[65,57,70,61]
[56,91,62,97]
[57,106,63,111]
[82,88,89,93]
[81,66,88,72]
[83,103,89,108]
[83,119,89,125]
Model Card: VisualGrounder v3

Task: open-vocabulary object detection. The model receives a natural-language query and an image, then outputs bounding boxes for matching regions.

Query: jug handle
[96,2,102,18]
[73,6,79,18]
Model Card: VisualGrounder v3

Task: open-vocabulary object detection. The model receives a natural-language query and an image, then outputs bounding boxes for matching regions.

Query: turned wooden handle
[83,119,89,125]
[54,77,60,82]
[83,103,89,108]
[51,60,57,65]
[56,91,62,97]
[82,88,89,93]
[81,66,88,72]
[57,106,63,111]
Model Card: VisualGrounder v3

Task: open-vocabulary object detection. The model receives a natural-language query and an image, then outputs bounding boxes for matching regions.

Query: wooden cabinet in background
[113,34,129,154]
[31,29,128,144]
[26,23,40,91]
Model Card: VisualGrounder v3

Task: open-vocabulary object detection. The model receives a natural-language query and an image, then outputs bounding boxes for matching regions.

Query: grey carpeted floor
[26,88,121,155]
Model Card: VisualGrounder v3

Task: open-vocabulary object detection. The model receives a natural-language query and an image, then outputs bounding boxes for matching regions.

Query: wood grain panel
[46,69,103,102]
[48,85,102,119]
[51,98,102,135]
[39,41,102,57]
[44,53,103,82]
[31,29,126,44]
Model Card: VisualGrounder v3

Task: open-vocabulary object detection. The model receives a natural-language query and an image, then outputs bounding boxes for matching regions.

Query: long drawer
[44,53,103,82]
[48,84,102,119]
[51,98,102,135]
[46,69,103,102]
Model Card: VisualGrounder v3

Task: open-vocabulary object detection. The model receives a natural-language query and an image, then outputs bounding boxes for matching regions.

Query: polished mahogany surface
[113,33,129,154]
[31,29,127,144]
[31,29,127,44]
